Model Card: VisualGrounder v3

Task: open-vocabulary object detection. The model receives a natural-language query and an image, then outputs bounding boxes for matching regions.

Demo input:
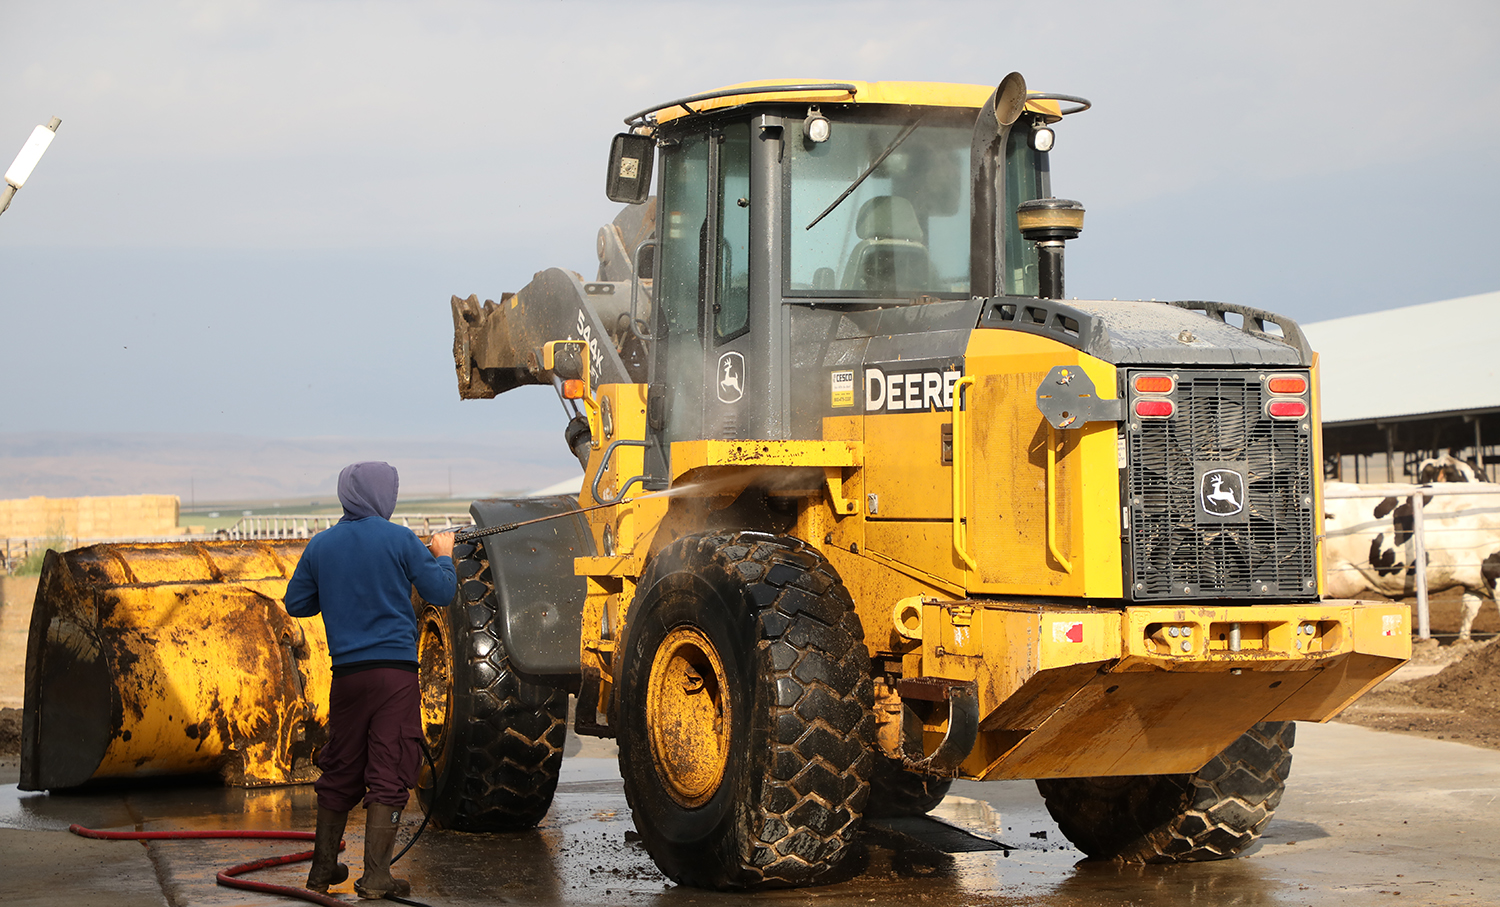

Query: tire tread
[622,531,874,889]
[1035,720,1295,863]
[420,541,569,832]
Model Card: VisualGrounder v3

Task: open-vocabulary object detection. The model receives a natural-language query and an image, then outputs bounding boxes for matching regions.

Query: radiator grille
[1126,370,1316,600]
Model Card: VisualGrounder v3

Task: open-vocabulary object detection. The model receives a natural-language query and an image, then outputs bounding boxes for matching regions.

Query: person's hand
[428,531,456,559]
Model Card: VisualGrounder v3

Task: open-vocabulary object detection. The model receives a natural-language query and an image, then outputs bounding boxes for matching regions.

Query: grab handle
[951,377,979,571]
[1045,424,1074,573]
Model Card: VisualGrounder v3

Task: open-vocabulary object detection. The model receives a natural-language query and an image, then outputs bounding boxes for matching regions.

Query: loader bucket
[19,540,331,791]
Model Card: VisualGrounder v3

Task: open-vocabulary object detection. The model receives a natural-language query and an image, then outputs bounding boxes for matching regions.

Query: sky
[1,0,1498,485]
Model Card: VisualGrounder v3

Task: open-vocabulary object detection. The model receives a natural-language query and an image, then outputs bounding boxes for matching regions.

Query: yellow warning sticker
[831,370,855,407]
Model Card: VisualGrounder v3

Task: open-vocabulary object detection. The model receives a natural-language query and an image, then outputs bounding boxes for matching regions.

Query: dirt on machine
[22,74,1408,890]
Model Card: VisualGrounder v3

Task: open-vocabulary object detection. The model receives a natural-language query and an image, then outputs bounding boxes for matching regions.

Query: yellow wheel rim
[646,626,732,808]
[417,612,451,757]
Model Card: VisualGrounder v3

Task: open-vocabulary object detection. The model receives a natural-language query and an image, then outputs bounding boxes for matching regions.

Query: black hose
[453,498,621,543]
[380,739,439,906]
[392,739,438,865]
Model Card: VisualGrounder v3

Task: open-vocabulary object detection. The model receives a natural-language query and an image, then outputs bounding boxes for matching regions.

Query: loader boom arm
[452,268,642,399]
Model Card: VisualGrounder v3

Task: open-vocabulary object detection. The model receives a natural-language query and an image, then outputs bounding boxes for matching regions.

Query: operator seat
[840,196,932,294]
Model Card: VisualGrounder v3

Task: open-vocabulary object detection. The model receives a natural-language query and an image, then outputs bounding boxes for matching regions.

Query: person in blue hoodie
[285,461,456,899]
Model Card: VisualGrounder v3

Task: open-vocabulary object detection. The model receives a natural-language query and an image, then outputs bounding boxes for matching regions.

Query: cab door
[652,121,754,457]
[703,121,753,440]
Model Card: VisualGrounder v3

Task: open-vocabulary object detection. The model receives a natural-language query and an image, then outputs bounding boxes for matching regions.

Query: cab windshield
[786,111,1042,299]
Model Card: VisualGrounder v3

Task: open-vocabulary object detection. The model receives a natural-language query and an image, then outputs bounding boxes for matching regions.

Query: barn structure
[1302,290,1500,483]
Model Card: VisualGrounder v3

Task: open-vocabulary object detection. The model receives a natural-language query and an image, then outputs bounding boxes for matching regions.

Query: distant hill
[0,432,581,503]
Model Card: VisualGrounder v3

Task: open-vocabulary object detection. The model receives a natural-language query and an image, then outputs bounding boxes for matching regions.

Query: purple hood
[337,461,399,522]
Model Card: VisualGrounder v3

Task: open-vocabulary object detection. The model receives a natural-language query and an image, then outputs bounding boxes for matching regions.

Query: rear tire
[616,531,874,889]
[417,540,569,831]
[1035,720,1295,862]
[865,756,952,818]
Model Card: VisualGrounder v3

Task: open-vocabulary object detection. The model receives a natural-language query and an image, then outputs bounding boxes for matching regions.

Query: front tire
[616,532,874,889]
[1035,720,1295,862]
[416,539,569,831]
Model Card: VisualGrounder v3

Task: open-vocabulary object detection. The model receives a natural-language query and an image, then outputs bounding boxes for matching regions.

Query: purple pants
[315,668,422,812]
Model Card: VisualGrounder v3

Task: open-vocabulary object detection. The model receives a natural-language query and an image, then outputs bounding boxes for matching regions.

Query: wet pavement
[3,721,1498,906]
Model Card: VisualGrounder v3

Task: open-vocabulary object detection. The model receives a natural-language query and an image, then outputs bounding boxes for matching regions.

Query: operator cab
[605,79,1087,455]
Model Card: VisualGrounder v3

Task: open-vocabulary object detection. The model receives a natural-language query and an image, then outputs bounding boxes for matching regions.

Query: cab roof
[632,79,1066,127]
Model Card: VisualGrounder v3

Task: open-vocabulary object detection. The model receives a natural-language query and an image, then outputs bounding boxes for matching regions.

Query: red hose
[69,824,349,907]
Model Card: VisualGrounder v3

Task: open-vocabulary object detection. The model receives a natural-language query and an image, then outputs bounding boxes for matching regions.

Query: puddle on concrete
[5,755,1475,906]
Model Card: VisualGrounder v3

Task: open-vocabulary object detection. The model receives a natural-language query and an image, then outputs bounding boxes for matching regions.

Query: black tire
[616,531,875,889]
[865,756,953,818]
[416,540,569,831]
[1035,720,1295,862]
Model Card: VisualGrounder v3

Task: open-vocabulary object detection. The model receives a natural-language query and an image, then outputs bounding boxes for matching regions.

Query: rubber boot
[354,804,411,899]
[305,805,349,893]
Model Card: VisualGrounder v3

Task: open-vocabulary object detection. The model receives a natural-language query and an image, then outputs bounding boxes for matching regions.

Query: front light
[804,107,831,143]
[1031,126,1055,152]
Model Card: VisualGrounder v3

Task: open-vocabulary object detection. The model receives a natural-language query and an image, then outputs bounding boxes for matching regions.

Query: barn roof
[1302,290,1500,424]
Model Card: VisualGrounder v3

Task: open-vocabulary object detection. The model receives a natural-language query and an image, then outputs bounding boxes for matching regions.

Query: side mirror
[992,72,1028,130]
[606,133,655,204]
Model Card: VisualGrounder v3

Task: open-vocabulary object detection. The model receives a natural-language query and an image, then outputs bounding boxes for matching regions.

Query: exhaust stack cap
[1017,197,1085,243]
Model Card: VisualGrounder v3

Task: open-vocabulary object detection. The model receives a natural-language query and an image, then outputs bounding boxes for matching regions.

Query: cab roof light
[1266,375,1307,395]
[1135,399,1175,418]
[1267,399,1307,419]
[804,106,831,143]
[1134,374,1175,395]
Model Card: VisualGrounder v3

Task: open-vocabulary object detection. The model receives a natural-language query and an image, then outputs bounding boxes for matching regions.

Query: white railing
[1,532,222,572]
[223,513,474,540]
[2,514,475,571]
[1323,483,1500,639]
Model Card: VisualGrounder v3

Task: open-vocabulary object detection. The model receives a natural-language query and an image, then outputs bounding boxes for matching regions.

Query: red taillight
[1134,374,1175,394]
[1267,375,1307,395]
[1135,399,1175,418]
[1268,399,1307,418]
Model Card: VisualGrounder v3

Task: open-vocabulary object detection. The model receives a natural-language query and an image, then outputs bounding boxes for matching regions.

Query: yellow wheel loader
[425,75,1408,888]
[21,74,1409,891]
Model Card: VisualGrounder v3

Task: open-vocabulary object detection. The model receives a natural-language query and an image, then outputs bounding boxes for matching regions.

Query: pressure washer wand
[452,498,624,543]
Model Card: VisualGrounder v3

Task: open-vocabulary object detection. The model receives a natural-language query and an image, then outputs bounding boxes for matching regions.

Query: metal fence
[1324,483,1500,639]
[220,513,473,540]
[1,533,216,573]
[1,513,475,572]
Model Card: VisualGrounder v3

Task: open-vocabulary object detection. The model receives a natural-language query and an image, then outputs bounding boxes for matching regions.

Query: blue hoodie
[285,462,456,667]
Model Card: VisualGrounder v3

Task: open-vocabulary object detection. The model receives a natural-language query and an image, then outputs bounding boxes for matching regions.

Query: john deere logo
[717,351,744,404]
[1199,469,1245,516]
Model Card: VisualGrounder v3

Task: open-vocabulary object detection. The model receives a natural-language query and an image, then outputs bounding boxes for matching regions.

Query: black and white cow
[1324,481,1500,639]
[1416,455,1480,484]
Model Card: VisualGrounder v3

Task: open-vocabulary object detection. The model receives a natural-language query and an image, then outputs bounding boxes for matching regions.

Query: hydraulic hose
[69,826,349,907]
[453,497,621,543]
[393,740,438,864]
[68,740,441,905]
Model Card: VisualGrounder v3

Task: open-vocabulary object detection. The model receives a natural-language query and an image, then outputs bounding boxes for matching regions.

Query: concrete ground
[2,721,1497,907]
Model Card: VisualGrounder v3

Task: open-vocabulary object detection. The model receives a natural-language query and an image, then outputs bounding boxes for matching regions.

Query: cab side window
[657,133,710,444]
[715,122,751,341]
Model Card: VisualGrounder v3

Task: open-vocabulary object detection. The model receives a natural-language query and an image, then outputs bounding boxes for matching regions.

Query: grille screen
[1126,370,1316,600]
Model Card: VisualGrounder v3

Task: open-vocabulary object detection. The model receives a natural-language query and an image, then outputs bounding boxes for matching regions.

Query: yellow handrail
[1045,424,1074,574]
[951,376,979,571]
